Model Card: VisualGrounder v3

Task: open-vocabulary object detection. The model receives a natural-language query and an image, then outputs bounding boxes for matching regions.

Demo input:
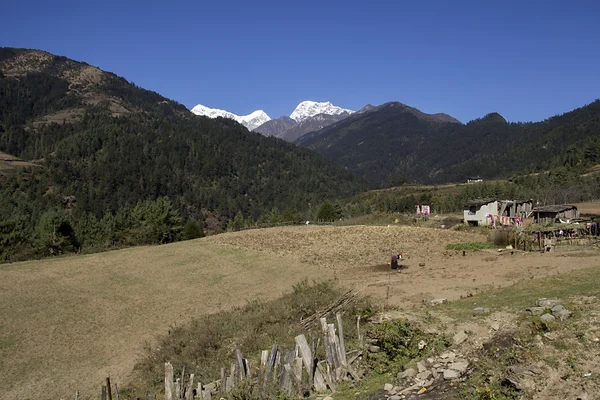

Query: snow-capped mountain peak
[289,101,353,122]
[190,104,270,131]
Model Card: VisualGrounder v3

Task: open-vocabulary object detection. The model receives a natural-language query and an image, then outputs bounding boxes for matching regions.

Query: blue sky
[2,0,599,123]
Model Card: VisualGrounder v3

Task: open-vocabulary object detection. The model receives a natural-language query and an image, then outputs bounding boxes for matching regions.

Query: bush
[366,319,449,373]
[131,281,372,396]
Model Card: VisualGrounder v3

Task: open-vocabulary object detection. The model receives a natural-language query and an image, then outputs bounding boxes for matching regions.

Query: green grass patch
[446,242,496,251]
[439,266,600,320]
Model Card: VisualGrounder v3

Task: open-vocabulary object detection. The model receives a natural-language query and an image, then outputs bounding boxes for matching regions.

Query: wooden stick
[279,350,295,393]
[219,367,226,396]
[165,362,175,400]
[197,382,204,400]
[185,374,194,400]
[114,383,119,400]
[357,315,363,349]
[316,362,336,391]
[101,386,107,400]
[336,313,347,365]
[106,377,113,400]
[235,349,245,381]
[284,363,302,390]
[175,378,181,399]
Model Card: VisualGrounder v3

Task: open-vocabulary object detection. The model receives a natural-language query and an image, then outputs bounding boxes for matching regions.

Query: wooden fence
[164,312,363,399]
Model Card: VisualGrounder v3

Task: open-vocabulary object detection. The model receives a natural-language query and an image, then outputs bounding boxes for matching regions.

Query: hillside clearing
[2,225,600,399]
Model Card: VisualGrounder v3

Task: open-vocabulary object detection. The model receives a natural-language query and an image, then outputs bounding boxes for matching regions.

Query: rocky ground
[358,295,600,400]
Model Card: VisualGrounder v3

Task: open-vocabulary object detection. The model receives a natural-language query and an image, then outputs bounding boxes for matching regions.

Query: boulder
[536,298,562,308]
[425,298,448,306]
[384,383,394,392]
[448,360,469,374]
[368,345,380,353]
[551,304,565,313]
[453,331,468,345]
[440,351,456,360]
[525,307,546,315]
[474,307,490,314]
[552,307,572,320]
[443,369,460,380]
[540,314,556,323]
[416,370,432,380]
[400,368,417,378]
[417,361,427,373]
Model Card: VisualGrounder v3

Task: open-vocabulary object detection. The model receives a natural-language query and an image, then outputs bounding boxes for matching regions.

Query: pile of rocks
[382,350,471,398]
[525,298,572,322]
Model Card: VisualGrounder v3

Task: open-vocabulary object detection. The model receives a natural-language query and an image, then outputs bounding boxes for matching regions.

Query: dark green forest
[0,49,365,261]
[297,101,600,186]
[2,48,599,263]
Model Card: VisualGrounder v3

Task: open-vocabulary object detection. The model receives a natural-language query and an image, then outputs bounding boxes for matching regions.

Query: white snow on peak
[190,104,271,131]
[289,101,353,122]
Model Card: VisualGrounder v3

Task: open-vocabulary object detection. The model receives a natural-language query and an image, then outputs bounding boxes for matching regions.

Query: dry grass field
[574,200,600,215]
[2,224,600,399]
[0,151,39,176]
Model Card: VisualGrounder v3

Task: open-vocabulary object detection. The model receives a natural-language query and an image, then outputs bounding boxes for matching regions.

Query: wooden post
[244,358,252,379]
[320,318,334,367]
[336,313,347,365]
[327,323,342,370]
[175,378,181,399]
[235,349,245,381]
[197,382,204,400]
[101,386,107,400]
[266,344,278,375]
[357,315,363,349]
[75,391,79,400]
[316,362,336,391]
[219,367,226,396]
[185,374,194,400]
[279,350,295,393]
[114,383,119,400]
[284,363,302,391]
[106,377,113,400]
[165,362,175,400]
[296,334,327,391]
[295,335,313,381]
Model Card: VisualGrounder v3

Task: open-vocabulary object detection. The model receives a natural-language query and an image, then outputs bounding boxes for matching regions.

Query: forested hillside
[0,48,365,261]
[297,100,600,186]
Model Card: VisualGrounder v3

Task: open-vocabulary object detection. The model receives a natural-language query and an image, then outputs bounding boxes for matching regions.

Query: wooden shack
[500,199,533,218]
[532,205,579,223]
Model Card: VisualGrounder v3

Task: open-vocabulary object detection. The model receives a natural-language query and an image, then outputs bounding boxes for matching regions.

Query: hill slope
[0,47,366,260]
[296,100,600,185]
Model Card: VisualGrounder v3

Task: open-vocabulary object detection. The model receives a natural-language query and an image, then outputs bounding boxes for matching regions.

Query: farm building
[532,205,579,223]
[464,198,498,226]
[466,177,483,184]
[500,199,533,218]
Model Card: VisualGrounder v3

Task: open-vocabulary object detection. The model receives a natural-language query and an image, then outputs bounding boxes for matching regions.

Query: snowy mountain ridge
[190,104,271,131]
[290,101,354,122]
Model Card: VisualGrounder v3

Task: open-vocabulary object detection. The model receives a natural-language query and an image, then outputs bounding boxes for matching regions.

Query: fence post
[165,362,175,400]
[106,377,113,400]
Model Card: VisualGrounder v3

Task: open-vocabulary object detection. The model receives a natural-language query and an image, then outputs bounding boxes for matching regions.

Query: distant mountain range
[190,104,271,130]
[190,100,354,141]
[296,100,600,185]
